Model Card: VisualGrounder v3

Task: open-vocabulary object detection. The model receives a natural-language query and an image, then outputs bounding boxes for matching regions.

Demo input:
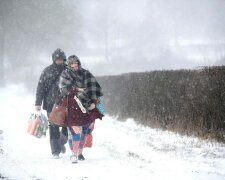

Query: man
[35,48,68,159]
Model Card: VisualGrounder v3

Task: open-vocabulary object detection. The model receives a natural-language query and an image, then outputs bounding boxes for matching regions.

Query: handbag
[48,97,68,126]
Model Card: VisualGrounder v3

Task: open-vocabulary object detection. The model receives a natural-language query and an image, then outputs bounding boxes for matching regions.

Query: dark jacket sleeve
[35,68,48,106]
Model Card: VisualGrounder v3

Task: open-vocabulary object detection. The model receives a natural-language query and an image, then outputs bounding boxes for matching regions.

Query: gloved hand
[35,106,41,111]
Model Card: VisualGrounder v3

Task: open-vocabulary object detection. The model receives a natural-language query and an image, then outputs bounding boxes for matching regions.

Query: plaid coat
[59,68,103,105]
[59,67,104,126]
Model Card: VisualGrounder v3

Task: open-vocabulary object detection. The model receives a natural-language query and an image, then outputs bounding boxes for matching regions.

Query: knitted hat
[52,48,66,61]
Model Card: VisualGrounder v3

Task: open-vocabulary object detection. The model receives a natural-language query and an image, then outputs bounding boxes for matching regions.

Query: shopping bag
[84,134,93,148]
[27,112,48,138]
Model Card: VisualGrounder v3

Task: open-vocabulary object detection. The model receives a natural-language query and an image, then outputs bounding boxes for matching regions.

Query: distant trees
[0,0,82,86]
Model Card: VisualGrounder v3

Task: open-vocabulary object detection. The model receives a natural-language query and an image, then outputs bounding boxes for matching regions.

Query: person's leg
[72,124,93,159]
[67,128,73,151]
[77,128,86,156]
[60,126,68,153]
[68,127,81,163]
[68,125,86,163]
[70,126,83,155]
[77,123,93,160]
[47,111,66,157]
[49,123,61,157]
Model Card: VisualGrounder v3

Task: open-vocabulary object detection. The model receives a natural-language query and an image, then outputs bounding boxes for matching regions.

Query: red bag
[84,134,93,148]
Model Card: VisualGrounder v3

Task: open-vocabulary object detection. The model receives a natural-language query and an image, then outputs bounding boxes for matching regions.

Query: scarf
[59,67,103,102]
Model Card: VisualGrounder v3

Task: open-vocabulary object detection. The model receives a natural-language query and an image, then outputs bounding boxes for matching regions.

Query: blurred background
[0,0,225,89]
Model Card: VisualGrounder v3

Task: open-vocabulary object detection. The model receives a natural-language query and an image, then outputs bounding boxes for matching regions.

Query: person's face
[70,63,79,71]
[55,58,64,65]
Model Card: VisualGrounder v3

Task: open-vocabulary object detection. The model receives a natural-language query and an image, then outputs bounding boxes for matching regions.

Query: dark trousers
[47,112,68,155]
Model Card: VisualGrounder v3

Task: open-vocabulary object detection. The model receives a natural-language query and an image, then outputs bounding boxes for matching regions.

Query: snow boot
[52,153,60,159]
[70,154,78,163]
[78,154,85,161]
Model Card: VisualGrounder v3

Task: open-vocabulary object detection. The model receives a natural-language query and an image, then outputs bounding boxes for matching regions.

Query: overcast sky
[78,0,225,73]
[1,0,225,81]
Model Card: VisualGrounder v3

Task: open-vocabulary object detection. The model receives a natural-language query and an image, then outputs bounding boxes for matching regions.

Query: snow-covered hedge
[98,66,225,141]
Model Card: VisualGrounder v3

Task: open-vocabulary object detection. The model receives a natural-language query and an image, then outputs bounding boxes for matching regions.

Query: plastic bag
[27,111,48,138]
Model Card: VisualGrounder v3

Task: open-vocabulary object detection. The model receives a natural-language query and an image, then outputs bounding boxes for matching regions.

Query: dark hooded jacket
[35,49,67,113]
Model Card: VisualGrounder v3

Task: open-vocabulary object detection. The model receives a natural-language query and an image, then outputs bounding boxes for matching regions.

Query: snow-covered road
[0,84,225,180]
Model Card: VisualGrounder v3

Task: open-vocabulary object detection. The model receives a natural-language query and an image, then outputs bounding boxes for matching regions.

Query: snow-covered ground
[1,84,225,180]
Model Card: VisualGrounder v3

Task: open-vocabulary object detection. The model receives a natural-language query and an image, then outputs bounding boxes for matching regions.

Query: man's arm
[35,69,47,107]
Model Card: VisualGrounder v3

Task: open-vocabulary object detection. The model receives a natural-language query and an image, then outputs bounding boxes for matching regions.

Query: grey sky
[1,0,225,80]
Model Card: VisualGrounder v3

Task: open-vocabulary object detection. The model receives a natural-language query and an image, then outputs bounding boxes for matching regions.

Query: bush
[98,66,225,142]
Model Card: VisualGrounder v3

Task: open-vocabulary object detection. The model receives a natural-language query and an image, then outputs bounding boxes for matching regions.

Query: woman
[58,55,103,163]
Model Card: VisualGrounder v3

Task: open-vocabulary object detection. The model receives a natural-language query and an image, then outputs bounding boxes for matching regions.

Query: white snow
[1,84,225,180]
